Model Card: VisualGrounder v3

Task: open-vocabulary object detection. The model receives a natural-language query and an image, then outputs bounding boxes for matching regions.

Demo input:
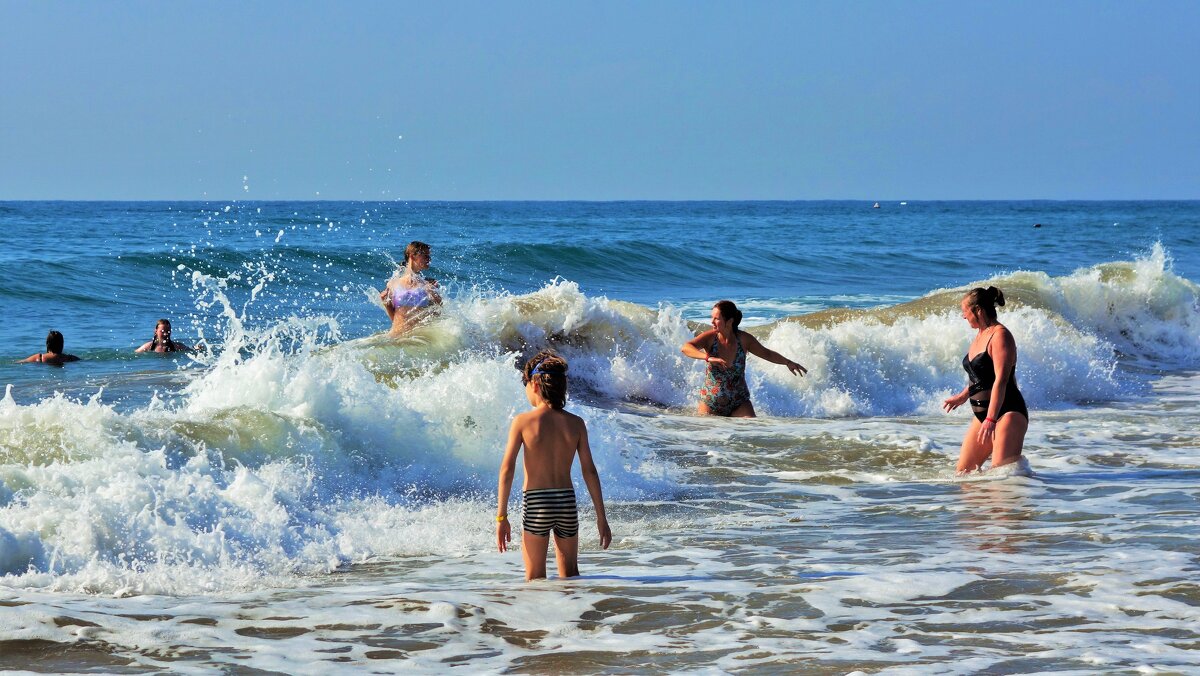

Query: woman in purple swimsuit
[681,300,807,417]
[380,241,442,336]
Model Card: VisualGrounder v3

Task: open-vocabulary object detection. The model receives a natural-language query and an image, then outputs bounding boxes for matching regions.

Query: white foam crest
[432,279,1131,418]
[0,280,681,593]
[440,279,699,407]
[1005,243,1200,367]
[0,381,666,594]
[741,307,1122,417]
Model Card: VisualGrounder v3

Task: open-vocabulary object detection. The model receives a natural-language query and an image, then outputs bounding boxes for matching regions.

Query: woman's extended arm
[741,332,807,376]
[943,385,971,412]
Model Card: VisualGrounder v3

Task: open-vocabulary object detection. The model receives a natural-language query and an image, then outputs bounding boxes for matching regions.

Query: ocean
[1,200,1198,673]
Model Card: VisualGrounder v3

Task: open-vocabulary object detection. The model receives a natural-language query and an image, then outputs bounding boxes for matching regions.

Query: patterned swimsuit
[700,334,752,416]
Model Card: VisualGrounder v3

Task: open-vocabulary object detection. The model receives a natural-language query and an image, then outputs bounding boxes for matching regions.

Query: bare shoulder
[737,329,763,346]
[995,325,1017,346]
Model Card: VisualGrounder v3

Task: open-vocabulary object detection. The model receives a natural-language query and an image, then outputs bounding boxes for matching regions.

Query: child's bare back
[512,406,586,490]
[496,350,612,580]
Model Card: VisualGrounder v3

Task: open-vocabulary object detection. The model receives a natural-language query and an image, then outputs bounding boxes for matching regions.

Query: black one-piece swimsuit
[963,342,1028,423]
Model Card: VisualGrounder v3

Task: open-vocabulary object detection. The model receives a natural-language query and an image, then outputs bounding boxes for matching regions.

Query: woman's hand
[977,418,997,445]
[706,356,728,368]
[379,288,391,307]
[786,360,807,376]
[943,392,968,413]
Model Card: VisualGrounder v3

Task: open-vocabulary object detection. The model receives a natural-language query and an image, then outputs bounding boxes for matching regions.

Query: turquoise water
[1,200,1199,672]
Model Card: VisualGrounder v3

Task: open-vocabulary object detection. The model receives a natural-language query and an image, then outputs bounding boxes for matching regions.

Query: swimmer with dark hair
[496,350,612,580]
[20,330,80,365]
[135,319,198,353]
[681,300,807,417]
[943,286,1029,474]
[380,240,442,336]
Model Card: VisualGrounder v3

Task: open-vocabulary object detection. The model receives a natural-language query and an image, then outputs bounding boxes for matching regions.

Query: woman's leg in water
[730,401,756,418]
[990,412,1028,469]
[956,417,991,474]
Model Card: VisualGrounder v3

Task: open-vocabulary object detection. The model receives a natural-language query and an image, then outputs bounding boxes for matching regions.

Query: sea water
[0,200,1198,672]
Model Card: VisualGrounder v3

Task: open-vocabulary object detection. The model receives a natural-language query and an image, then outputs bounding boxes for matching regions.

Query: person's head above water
[962,286,1006,326]
[712,300,743,334]
[155,319,172,339]
[404,241,431,272]
[522,349,568,410]
[46,330,65,354]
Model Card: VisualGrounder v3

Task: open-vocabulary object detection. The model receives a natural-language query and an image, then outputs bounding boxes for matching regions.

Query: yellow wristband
[496,514,507,522]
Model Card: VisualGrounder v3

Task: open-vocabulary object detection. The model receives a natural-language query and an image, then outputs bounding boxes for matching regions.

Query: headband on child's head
[530,359,547,376]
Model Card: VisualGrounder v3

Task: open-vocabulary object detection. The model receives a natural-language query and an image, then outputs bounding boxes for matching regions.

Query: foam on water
[2,242,1200,671]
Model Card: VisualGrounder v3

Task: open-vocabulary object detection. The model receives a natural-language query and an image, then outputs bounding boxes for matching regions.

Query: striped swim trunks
[521,487,579,538]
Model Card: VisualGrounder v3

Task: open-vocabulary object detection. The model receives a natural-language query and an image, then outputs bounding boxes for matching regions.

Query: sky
[2,1,1197,200]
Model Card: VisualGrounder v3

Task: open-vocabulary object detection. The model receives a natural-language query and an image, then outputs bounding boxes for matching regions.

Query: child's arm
[496,418,523,552]
[576,424,612,549]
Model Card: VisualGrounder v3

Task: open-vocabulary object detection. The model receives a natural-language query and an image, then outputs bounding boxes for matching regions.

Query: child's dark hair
[522,349,569,409]
[46,330,64,354]
[964,286,1006,322]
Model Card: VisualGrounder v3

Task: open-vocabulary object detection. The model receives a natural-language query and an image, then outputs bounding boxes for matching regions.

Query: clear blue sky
[2,1,1197,200]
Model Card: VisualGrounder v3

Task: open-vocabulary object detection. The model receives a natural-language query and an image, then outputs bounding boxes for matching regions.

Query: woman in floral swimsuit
[681,300,808,417]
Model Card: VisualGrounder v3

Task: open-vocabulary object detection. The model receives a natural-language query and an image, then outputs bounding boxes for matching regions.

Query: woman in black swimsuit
[135,319,197,353]
[19,330,80,365]
[942,287,1028,474]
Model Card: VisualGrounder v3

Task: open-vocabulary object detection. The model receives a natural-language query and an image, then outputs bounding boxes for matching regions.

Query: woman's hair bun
[987,286,1006,307]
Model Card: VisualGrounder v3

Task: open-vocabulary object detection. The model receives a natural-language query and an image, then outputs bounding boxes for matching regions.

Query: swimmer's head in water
[156,319,172,338]
[963,286,1005,324]
[403,241,431,268]
[522,349,568,409]
[713,300,743,332]
[46,330,64,354]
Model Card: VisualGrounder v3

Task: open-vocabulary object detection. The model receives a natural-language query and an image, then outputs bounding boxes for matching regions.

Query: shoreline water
[1,201,1198,672]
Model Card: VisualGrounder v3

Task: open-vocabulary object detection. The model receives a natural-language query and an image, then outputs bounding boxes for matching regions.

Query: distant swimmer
[681,300,807,417]
[496,350,612,581]
[135,318,199,353]
[19,330,80,365]
[380,240,441,336]
[942,287,1029,475]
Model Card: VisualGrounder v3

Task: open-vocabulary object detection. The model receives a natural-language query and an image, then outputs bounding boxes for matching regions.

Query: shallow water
[1,201,1198,672]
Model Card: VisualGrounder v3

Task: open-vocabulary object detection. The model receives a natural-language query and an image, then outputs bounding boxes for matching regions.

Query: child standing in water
[497,350,612,580]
